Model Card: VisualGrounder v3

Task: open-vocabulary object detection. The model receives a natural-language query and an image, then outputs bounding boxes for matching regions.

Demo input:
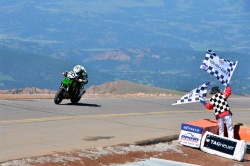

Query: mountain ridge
[86,80,185,95]
[0,47,249,95]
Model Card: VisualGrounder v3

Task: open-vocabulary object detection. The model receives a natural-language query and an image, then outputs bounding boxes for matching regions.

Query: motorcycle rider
[63,65,88,98]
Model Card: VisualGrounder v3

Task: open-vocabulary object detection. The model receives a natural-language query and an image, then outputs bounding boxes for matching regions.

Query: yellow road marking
[1,108,249,124]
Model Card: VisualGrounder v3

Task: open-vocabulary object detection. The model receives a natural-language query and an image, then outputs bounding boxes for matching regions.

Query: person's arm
[200,98,213,110]
[224,83,231,98]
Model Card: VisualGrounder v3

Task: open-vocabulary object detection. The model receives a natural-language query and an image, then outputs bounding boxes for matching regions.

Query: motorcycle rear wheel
[70,96,81,104]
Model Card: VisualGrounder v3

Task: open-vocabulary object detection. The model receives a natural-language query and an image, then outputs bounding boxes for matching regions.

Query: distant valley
[0,1,249,95]
[0,48,249,95]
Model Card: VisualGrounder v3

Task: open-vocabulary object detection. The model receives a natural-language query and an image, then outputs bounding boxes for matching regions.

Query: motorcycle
[54,71,84,104]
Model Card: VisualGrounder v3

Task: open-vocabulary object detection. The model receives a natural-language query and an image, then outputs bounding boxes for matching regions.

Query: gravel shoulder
[1,136,250,166]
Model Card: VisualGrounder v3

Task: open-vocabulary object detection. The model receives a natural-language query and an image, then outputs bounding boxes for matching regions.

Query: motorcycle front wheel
[54,89,63,104]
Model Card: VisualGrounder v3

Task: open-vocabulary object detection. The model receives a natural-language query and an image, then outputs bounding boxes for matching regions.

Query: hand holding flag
[199,97,207,105]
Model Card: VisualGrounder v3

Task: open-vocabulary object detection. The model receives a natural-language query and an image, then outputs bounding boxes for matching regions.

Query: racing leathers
[63,67,88,98]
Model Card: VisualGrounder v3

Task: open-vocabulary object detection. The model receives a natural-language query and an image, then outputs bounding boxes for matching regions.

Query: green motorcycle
[54,71,83,104]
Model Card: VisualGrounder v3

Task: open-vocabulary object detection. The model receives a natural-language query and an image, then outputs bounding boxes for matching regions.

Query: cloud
[34,0,165,14]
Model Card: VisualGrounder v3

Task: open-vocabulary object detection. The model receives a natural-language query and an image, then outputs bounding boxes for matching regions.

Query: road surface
[0,96,249,162]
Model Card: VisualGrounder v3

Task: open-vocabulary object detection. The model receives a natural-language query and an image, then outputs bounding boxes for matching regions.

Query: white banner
[178,123,203,148]
[200,131,246,161]
[200,50,238,85]
[172,82,209,105]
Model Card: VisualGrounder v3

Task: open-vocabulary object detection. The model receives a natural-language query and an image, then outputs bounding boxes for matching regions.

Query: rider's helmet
[211,86,220,94]
[73,65,86,75]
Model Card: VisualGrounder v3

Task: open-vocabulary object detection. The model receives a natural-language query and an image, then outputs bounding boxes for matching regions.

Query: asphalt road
[0,96,249,162]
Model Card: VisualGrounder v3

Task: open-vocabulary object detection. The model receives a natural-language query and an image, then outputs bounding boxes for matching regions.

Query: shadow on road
[62,103,102,107]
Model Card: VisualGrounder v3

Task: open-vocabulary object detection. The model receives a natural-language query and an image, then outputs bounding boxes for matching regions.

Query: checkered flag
[200,50,238,85]
[172,82,210,105]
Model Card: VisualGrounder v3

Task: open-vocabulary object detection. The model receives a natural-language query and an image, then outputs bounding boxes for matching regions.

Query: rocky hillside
[86,80,184,95]
[0,80,184,95]
[0,87,56,94]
